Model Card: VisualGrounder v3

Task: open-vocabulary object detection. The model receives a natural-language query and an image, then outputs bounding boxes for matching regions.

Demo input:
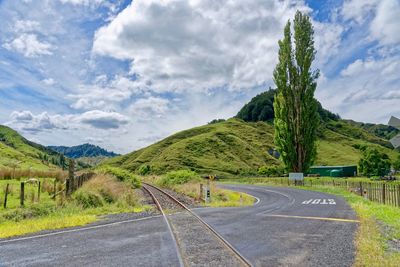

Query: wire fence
[1,172,95,209]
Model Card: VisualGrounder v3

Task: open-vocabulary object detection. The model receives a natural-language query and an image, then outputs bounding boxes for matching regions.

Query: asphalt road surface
[195,184,358,267]
[0,184,358,267]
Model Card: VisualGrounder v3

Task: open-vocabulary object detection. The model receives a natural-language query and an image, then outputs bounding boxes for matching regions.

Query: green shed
[308,166,357,177]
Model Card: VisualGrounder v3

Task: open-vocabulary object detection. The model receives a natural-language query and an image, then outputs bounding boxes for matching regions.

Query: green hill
[104,118,398,176]
[103,89,399,176]
[0,125,65,171]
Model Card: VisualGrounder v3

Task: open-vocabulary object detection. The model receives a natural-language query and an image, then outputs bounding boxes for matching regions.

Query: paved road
[0,215,181,267]
[194,184,358,267]
[0,184,357,267]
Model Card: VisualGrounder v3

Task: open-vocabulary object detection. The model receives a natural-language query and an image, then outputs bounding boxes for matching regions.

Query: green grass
[222,179,400,267]
[0,174,147,239]
[0,204,147,238]
[102,119,399,176]
[207,187,254,207]
[0,178,57,209]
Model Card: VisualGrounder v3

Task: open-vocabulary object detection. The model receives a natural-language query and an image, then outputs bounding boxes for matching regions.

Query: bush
[73,189,104,208]
[138,165,151,175]
[359,148,391,177]
[160,170,201,186]
[100,166,141,188]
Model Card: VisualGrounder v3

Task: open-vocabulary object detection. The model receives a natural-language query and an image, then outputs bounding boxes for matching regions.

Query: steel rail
[142,184,185,267]
[143,182,253,267]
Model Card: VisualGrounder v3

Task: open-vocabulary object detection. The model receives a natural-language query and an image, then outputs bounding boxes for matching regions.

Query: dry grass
[74,174,139,207]
[0,168,67,181]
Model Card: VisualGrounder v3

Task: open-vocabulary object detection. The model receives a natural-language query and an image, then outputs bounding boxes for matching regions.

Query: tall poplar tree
[273,11,319,173]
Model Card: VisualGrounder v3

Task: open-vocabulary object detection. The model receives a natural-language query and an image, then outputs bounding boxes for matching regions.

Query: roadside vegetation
[0,172,145,239]
[223,178,400,266]
[141,170,254,207]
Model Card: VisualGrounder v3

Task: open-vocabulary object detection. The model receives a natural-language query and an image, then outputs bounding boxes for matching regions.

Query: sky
[0,0,399,154]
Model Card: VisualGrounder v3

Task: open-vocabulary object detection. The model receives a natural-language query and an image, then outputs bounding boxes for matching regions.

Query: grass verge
[140,171,255,207]
[223,179,400,267]
[0,173,146,239]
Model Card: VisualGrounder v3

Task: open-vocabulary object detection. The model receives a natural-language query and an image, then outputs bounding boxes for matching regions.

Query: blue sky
[0,0,399,153]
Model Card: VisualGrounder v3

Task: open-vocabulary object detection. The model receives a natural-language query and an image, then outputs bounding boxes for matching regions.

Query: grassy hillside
[104,118,399,176]
[0,125,62,171]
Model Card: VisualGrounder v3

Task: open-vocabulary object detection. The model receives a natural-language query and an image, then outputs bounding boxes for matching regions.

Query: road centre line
[0,215,161,244]
[264,214,359,223]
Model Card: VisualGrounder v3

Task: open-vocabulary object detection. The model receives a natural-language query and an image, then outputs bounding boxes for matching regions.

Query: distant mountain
[49,143,119,158]
[0,125,66,171]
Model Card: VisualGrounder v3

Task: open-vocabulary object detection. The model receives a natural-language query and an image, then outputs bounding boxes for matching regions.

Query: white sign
[302,199,336,205]
[289,172,304,181]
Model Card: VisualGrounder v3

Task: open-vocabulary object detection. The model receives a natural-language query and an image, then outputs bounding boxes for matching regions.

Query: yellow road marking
[265,214,359,223]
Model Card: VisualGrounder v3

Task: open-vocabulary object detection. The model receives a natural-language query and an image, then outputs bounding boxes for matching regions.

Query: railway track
[142,183,252,267]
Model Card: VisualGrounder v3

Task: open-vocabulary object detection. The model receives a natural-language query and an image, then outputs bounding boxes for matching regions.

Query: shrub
[160,170,201,186]
[73,189,104,208]
[359,148,391,177]
[138,165,151,175]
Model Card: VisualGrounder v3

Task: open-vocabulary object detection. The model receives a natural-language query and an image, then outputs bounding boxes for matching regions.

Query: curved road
[195,184,358,267]
[0,184,357,266]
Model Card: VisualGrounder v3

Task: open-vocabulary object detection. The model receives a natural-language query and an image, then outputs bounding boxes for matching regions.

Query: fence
[230,177,400,208]
[2,172,95,209]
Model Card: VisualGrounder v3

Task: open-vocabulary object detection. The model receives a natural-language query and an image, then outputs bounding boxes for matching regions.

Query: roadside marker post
[204,186,211,203]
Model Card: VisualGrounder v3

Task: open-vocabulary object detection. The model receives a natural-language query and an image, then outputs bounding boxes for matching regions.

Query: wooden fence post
[68,159,75,195]
[37,181,41,202]
[66,179,70,197]
[397,185,400,207]
[20,182,25,207]
[53,180,57,200]
[382,183,386,204]
[4,184,9,208]
[359,182,363,197]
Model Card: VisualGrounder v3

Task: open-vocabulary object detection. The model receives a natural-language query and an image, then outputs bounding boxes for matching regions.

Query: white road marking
[302,199,336,205]
[0,215,161,244]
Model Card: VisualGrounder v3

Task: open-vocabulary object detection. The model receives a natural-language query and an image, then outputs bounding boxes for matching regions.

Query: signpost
[289,172,304,186]
[204,186,210,203]
[289,173,304,181]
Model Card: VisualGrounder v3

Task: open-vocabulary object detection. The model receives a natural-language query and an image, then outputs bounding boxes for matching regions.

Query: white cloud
[341,0,378,24]
[7,110,130,133]
[78,110,129,129]
[370,0,400,46]
[59,0,104,6]
[8,111,65,132]
[93,0,311,93]
[10,110,34,121]
[68,75,145,110]
[3,33,53,57]
[14,20,40,32]
[129,97,170,119]
[318,55,400,123]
